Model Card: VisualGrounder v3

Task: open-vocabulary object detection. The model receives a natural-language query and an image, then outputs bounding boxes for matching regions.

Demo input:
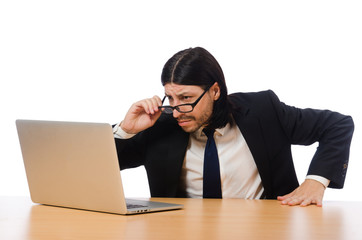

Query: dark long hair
[161,47,233,129]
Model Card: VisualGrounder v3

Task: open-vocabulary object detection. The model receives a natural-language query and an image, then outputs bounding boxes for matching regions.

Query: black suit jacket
[114,90,354,199]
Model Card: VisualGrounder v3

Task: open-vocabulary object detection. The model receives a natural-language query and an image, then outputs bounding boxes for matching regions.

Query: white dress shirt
[113,122,330,199]
[179,123,264,199]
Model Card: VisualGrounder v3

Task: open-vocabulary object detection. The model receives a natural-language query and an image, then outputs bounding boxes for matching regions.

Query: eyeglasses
[158,85,212,114]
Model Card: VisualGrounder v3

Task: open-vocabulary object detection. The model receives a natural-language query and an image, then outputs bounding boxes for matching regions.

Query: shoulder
[228,90,280,113]
[229,89,278,103]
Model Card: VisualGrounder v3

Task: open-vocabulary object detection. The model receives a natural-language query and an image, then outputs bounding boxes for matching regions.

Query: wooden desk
[0,196,361,240]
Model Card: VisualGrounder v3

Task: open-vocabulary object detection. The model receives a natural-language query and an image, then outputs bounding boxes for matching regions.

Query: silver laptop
[15,119,183,215]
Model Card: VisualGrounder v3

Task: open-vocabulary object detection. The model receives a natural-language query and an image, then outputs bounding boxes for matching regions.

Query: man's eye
[182,96,191,101]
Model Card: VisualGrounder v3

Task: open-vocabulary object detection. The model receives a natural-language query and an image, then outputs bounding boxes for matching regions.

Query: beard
[177,108,213,133]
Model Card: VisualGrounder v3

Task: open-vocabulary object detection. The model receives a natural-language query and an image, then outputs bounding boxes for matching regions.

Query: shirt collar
[192,124,228,139]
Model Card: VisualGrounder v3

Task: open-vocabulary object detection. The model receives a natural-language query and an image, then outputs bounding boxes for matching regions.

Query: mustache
[177,116,195,121]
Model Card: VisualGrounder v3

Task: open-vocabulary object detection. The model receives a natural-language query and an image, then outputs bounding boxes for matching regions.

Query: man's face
[163,83,220,133]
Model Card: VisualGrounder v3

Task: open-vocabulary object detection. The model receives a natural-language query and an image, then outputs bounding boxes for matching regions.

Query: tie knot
[203,128,215,138]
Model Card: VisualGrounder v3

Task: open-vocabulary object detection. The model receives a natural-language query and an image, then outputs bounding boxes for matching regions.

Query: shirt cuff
[113,122,136,139]
[306,175,330,188]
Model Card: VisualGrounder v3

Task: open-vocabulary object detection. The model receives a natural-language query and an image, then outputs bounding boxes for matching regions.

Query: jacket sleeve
[113,113,187,172]
[114,130,148,170]
[268,90,354,188]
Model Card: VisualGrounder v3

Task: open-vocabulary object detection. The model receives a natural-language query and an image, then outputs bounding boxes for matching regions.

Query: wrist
[113,122,136,139]
[305,175,330,189]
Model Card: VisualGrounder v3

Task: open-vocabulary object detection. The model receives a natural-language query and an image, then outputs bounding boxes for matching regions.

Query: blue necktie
[203,128,222,198]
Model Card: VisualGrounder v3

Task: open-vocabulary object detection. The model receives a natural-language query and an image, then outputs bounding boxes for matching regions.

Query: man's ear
[212,82,221,101]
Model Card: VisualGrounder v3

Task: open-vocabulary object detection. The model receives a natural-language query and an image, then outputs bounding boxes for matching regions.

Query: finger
[300,198,313,207]
[316,199,323,207]
[141,98,158,114]
[150,96,163,112]
[279,194,303,206]
[277,195,289,201]
[153,95,163,106]
[277,192,294,201]
[309,198,323,207]
[279,196,292,205]
[145,96,163,114]
[287,197,304,206]
[301,197,323,207]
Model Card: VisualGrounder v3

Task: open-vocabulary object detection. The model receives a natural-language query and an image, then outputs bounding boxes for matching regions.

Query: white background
[1,0,361,201]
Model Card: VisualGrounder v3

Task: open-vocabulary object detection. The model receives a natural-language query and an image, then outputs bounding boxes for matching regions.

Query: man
[113,47,354,206]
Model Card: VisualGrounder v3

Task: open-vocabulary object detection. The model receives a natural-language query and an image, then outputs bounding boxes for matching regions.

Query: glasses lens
[177,105,193,113]
[162,107,174,114]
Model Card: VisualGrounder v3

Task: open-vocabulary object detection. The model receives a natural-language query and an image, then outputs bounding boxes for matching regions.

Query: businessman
[113,47,354,206]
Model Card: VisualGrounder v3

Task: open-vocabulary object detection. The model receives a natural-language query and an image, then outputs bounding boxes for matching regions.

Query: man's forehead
[164,83,203,95]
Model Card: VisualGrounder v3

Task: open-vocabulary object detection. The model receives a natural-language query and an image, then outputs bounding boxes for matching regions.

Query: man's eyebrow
[165,91,194,98]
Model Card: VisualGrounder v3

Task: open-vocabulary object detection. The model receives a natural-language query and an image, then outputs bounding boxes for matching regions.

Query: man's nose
[173,109,182,118]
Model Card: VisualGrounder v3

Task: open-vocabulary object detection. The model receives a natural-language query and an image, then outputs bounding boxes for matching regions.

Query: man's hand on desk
[277,179,326,207]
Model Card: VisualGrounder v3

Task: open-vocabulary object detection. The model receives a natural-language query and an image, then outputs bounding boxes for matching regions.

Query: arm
[113,96,163,169]
[267,91,354,206]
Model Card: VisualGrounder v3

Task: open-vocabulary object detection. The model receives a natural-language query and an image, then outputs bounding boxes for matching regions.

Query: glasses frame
[159,85,212,114]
